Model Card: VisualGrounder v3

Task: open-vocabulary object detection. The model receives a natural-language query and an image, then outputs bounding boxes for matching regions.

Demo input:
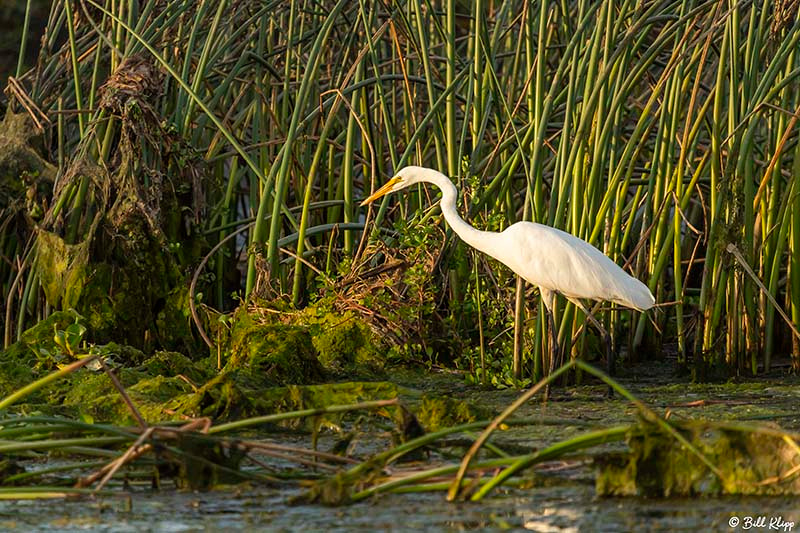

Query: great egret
[360,166,655,384]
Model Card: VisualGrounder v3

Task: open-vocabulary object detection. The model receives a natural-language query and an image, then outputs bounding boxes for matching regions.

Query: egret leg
[540,289,558,400]
[546,308,559,393]
[567,298,614,397]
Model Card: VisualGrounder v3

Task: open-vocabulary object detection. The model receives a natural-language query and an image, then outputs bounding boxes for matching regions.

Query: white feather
[389,166,655,312]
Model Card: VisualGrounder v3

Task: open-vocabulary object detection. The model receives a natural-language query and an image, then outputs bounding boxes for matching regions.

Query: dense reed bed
[2,0,799,384]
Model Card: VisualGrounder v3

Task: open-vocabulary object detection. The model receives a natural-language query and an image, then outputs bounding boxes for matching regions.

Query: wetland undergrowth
[1,0,799,508]
[1,0,799,387]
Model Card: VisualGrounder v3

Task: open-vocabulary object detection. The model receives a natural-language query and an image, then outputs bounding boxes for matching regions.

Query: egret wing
[495,222,654,310]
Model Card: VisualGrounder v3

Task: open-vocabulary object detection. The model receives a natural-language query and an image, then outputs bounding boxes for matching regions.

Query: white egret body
[361,166,655,380]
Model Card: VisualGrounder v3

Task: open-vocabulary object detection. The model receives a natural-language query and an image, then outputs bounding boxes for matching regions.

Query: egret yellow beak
[360,176,401,207]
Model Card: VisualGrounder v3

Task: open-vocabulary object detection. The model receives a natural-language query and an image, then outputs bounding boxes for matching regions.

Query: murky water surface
[4,361,799,532]
[0,485,800,533]
[3,486,798,532]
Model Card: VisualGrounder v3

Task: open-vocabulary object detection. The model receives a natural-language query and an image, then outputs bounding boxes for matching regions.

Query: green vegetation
[597,420,800,497]
[0,301,482,430]
[1,0,800,508]
[0,356,795,502]
[2,1,799,387]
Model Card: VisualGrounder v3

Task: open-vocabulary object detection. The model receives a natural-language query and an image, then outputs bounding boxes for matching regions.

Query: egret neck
[416,169,500,259]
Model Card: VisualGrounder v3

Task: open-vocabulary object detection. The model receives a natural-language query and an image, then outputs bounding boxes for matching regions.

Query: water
[2,485,798,532]
[3,362,800,532]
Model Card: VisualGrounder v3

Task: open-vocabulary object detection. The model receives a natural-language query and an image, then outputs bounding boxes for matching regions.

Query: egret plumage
[360,166,655,383]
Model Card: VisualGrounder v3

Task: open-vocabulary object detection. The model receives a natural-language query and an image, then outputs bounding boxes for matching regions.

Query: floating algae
[596,420,800,496]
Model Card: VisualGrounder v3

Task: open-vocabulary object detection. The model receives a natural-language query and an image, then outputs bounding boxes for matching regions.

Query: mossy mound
[596,420,800,496]
[307,312,384,373]
[58,368,194,424]
[0,312,205,423]
[223,302,387,380]
[262,381,403,429]
[166,380,402,429]
[0,303,479,432]
[164,377,481,433]
[61,368,141,406]
[165,371,255,422]
[78,376,195,425]
[96,342,148,366]
[228,320,324,385]
[138,350,212,384]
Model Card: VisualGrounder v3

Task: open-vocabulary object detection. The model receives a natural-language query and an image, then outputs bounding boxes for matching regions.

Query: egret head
[359,166,427,206]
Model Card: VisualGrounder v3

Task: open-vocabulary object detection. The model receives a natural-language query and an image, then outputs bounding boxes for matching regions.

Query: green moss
[415,393,484,431]
[168,379,403,427]
[130,375,193,403]
[165,376,483,437]
[0,360,35,400]
[219,301,391,381]
[310,312,384,372]
[139,351,210,384]
[596,420,800,496]
[228,323,324,385]
[61,368,144,407]
[59,370,193,425]
[269,381,401,415]
[166,371,254,421]
[96,342,147,366]
[0,300,474,431]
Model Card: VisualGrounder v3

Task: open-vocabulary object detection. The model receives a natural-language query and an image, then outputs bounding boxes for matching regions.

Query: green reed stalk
[260,0,347,289]
[15,0,33,78]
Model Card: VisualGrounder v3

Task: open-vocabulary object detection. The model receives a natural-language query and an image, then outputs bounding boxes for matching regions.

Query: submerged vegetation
[0,0,799,510]
[0,357,797,503]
